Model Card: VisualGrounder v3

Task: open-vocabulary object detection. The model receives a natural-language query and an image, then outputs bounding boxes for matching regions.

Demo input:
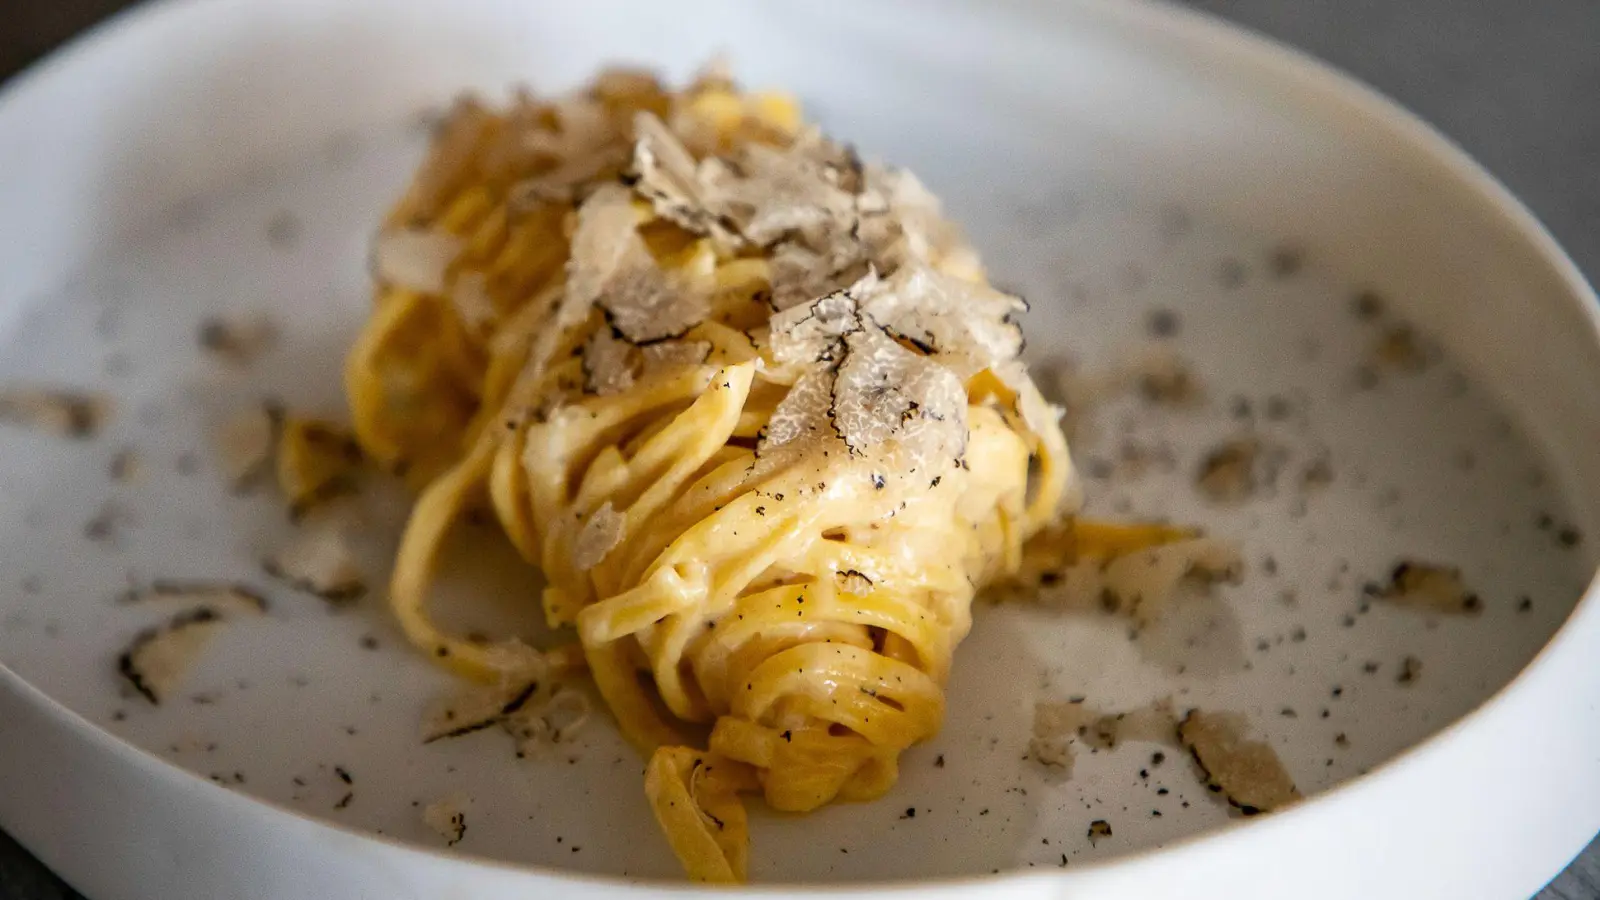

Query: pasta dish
[345,66,1172,882]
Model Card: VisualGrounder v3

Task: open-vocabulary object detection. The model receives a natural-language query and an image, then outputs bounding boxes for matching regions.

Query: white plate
[0,0,1597,898]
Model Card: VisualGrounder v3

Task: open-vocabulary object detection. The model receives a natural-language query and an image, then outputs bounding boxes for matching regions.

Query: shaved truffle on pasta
[347,67,1168,883]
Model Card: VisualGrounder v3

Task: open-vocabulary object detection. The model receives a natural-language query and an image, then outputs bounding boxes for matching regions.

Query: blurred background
[0,1,1595,898]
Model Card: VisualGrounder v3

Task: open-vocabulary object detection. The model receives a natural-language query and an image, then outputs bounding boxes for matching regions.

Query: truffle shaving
[1029,697,1178,777]
[1178,710,1300,814]
[639,340,711,378]
[758,366,837,455]
[857,262,1025,377]
[263,526,368,603]
[0,388,109,439]
[599,242,711,343]
[767,283,869,366]
[629,112,736,245]
[583,328,638,396]
[564,184,645,317]
[122,581,268,616]
[767,239,872,312]
[1374,561,1481,615]
[860,165,979,276]
[422,679,542,743]
[198,315,279,364]
[567,183,711,344]
[708,133,858,248]
[1100,538,1242,626]
[832,327,968,464]
[214,402,282,489]
[1029,698,1097,775]
[275,417,364,520]
[372,228,462,295]
[1085,699,1179,749]
[503,685,592,753]
[422,794,469,846]
[572,502,625,571]
[507,102,628,208]
[117,605,261,705]
[448,272,497,335]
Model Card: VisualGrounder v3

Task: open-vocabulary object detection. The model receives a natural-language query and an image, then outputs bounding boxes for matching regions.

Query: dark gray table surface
[0,1,1596,898]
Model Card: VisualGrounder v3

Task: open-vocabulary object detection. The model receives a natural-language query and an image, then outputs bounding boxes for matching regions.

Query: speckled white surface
[0,130,1589,881]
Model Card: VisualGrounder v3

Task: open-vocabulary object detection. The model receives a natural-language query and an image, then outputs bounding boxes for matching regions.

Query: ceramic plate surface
[0,1,1597,898]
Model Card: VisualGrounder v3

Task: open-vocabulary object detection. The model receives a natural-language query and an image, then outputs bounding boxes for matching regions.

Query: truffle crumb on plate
[0,387,110,439]
[262,526,367,603]
[1194,437,1261,503]
[1371,561,1481,615]
[117,602,262,705]
[1177,709,1299,815]
[422,793,469,846]
[121,581,269,616]
[213,402,283,489]
[1087,819,1113,845]
[197,315,279,365]
[275,416,364,520]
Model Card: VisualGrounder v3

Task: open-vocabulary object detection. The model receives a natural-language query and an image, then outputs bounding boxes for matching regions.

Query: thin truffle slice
[766,284,869,367]
[564,184,647,317]
[831,326,968,465]
[1100,537,1243,626]
[1195,437,1262,504]
[422,794,469,846]
[1029,699,1098,775]
[1178,710,1300,815]
[566,181,712,344]
[766,239,872,312]
[629,112,737,245]
[117,601,264,705]
[639,340,712,378]
[583,328,638,396]
[857,262,1025,377]
[422,680,542,743]
[371,228,462,295]
[597,244,712,344]
[708,134,859,248]
[1029,697,1178,777]
[198,315,279,365]
[571,502,625,571]
[859,165,980,277]
[122,581,268,616]
[0,388,109,439]
[275,417,364,520]
[214,402,283,490]
[758,366,837,456]
[1084,699,1179,750]
[263,527,368,603]
[502,685,592,753]
[1374,561,1481,615]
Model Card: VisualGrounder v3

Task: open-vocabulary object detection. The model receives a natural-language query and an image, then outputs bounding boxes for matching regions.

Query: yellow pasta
[347,67,1174,882]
